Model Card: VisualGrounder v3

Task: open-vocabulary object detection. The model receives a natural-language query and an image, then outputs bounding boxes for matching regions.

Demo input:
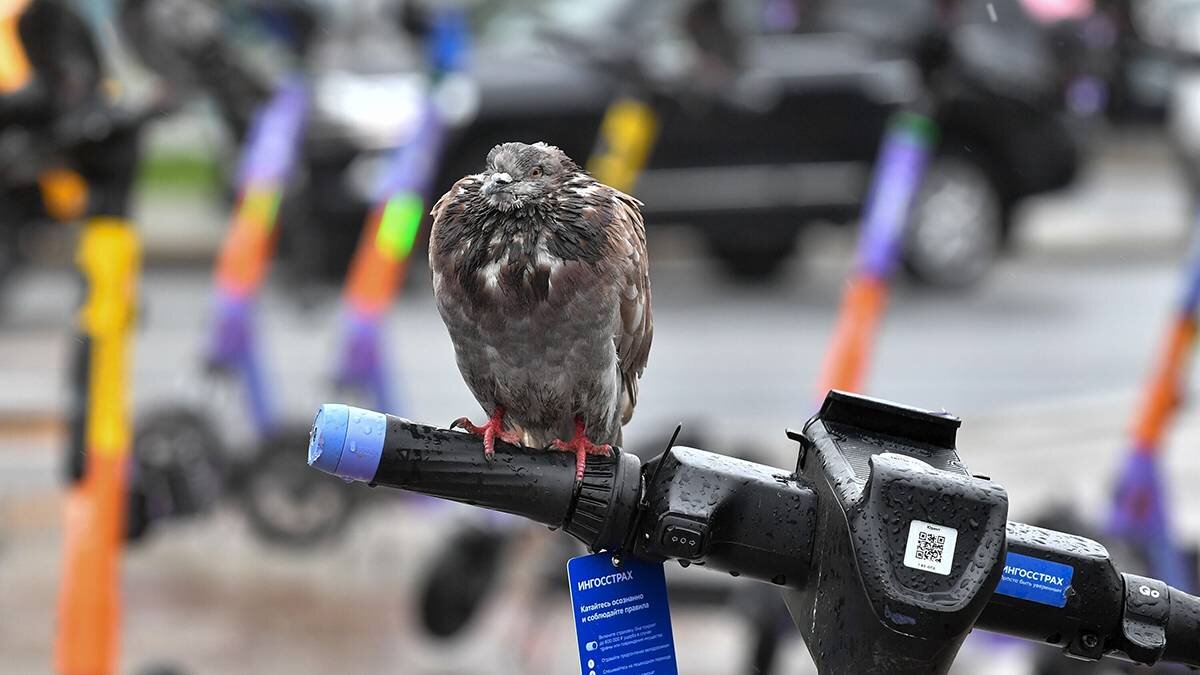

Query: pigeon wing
[603,189,653,424]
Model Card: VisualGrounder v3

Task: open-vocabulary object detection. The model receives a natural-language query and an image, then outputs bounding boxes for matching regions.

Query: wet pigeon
[429,141,653,480]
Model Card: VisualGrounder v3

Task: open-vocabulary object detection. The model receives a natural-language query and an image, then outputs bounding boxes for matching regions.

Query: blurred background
[3,0,1200,672]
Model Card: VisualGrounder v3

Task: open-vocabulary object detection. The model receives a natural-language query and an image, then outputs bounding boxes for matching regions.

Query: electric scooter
[7,2,179,671]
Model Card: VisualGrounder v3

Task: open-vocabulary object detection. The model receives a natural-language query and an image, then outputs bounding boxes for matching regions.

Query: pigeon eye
[530,166,543,178]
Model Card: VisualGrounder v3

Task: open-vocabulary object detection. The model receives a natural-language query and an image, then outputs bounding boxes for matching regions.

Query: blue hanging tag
[567,552,678,675]
[994,552,1075,608]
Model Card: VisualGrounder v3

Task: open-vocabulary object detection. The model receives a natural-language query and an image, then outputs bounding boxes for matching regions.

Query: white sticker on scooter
[903,519,958,576]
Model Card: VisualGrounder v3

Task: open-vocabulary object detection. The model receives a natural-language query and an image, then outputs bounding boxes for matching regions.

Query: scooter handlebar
[307,402,1200,670]
[307,404,815,578]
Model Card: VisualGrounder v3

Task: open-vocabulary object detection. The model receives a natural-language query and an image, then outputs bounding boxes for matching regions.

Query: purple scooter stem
[855,111,937,281]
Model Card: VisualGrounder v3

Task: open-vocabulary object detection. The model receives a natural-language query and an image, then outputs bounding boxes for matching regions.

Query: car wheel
[901,153,1003,289]
[707,226,798,282]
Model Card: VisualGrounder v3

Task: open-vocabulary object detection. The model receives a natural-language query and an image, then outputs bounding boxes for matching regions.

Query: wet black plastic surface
[785,392,1008,675]
[351,394,1200,672]
[372,417,585,528]
[632,446,818,589]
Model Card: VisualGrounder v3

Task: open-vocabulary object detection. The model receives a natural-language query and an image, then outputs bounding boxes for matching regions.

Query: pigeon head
[480,142,576,212]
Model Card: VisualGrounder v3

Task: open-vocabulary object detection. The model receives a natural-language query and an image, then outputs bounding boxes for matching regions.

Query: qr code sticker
[904,520,957,575]
[915,531,946,563]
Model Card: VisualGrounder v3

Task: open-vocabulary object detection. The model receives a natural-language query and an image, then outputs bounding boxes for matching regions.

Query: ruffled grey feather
[429,142,653,447]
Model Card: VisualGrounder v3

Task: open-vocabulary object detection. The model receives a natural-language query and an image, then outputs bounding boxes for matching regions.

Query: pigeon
[428,141,653,481]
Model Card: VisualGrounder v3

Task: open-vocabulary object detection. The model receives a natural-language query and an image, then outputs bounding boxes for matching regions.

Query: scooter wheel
[127,406,227,543]
[240,424,360,549]
[417,524,513,638]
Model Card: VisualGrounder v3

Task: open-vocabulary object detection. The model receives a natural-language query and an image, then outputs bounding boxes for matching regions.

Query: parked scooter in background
[0,2,179,672]
[0,0,108,309]
[114,0,304,544]
[114,0,479,549]
[239,3,478,548]
[116,0,358,545]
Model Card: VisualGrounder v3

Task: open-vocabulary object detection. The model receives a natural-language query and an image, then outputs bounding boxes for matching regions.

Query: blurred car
[124,0,1101,289]
[434,0,1101,286]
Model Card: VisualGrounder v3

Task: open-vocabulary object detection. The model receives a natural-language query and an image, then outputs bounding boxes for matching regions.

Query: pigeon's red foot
[550,417,612,482]
[450,406,522,459]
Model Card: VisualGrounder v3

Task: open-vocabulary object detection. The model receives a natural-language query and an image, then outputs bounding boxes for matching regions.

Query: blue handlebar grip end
[308,403,386,482]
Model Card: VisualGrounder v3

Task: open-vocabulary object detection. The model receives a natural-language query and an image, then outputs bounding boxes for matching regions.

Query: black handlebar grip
[307,404,641,548]
[1163,585,1200,667]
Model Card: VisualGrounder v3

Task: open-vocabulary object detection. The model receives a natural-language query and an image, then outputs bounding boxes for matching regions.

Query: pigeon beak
[483,172,513,197]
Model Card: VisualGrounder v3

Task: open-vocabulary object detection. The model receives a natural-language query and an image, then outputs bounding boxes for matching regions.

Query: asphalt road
[2,130,1200,674]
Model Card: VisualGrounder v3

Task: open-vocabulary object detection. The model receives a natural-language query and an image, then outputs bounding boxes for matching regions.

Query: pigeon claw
[449,407,521,460]
[549,419,612,482]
